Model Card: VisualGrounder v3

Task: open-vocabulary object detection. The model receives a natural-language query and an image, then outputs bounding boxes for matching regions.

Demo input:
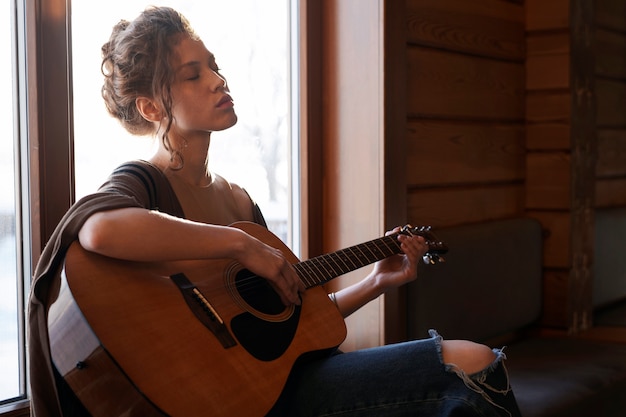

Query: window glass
[72,1,294,244]
[0,0,20,402]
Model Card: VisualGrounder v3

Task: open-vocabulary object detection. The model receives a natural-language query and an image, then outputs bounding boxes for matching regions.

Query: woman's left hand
[331,226,431,318]
[370,226,429,291]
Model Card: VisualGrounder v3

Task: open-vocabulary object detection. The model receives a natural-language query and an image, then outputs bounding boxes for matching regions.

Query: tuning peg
[422,254,445,265]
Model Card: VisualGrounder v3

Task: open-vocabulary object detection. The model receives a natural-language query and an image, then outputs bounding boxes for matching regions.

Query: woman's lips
[217,95,234,108]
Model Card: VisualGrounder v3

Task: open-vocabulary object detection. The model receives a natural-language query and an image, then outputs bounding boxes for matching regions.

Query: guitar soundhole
[231,268,300,361]
[235,269,285,315]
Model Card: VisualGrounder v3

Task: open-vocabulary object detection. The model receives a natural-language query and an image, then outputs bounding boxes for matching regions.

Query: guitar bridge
[170,273,237,349]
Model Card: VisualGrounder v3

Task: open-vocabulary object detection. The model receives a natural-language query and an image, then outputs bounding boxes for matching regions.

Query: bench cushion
[407,218,543,342]
[595,302,626,326]
[594,208,626,308]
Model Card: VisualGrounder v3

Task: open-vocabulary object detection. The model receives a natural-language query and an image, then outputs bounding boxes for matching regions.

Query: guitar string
[201,235,403,307]
[235,234,403,293]
[173,230,443,311]
[197,232,442,305]
[171,233,406,312]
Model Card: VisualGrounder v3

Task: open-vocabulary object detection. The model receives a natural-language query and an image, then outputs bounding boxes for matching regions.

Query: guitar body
[48,222,347,417]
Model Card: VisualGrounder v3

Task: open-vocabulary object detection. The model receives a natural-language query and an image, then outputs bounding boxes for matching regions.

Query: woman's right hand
[234,233,305,307]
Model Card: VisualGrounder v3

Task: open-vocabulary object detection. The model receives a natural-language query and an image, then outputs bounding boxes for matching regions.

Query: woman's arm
[80,207,246,261]
[78,207,304,306]
[332,229,428,318]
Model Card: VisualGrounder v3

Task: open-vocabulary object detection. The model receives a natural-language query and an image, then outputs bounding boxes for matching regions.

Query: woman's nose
[209,70,227,91]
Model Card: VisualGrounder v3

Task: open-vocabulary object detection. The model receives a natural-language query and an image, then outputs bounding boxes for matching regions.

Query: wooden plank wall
[525,0,587,330]
[325,0,626,345]
[526,0,626,331]
[405,0,626,333]
[595,0,626,208]
[405,0,526,229]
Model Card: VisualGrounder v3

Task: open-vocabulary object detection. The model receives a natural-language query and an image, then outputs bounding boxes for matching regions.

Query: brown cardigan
[28,160,268,416]
[27,161,186,417]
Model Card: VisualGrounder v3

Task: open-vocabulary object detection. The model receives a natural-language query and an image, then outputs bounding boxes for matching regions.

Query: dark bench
[594,207,626,329]
[407,217,626,417]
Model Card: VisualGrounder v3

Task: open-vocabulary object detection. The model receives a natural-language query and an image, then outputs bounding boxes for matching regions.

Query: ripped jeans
[268,330,522,417]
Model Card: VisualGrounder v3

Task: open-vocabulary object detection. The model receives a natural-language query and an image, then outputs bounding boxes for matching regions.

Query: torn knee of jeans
[429,329,514,416]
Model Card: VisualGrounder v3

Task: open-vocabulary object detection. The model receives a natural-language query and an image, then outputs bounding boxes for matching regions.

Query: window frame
[0,0,323,414]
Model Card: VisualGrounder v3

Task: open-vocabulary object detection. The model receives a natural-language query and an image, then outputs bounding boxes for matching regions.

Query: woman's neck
[150,134,212,186]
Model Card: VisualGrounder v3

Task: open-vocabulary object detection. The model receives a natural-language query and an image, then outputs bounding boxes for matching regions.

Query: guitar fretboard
[294,234,402,288]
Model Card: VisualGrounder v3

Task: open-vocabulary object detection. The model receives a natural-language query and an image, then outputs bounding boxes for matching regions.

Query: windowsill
[0,400,30,417]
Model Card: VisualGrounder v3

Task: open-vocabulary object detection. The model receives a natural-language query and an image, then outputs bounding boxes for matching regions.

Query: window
[1,0,309,412]
[0,0,25,406]
[72,0,298,248]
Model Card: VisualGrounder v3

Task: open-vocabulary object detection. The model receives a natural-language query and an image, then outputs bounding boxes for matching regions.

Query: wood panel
[596,0,626,32]
[526,123,570,151]
[542,269,570,327]
[407,185,524,228]
[527,32,569,57]
[406,120,525,186]
[526,31,570,91]
[406,0,524,60]
[302,0,324,260]
[596,178,626,207]
[526,152,571,210]
[382,0,409,345]
[321,0,385,351]
[594,0,626,215]
[526,91,570,122]
[596,79,626,127]
[525,7,572,327]
[565,0,596,332]
[526,53,569,91]
[525,0,569,31]
[528,210,570,268]
[407,47,525,120]
[596,29,626,79]
[525,0,596,332]
[597,129,626,177]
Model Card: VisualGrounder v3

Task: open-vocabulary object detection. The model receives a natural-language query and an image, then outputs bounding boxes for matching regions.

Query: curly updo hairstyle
[101,6,199,163]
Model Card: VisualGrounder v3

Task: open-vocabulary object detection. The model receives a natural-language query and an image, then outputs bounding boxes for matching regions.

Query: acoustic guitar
[48,221,447,417]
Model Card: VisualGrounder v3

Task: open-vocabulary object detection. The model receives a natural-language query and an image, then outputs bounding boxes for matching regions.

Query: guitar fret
[324,255,343,278]
[295,228,444,289]
[310,258,334,284]
[377,237,400,257]
[336,249,359,270]
[295,263,317,287]
[327,252,350,276]
[363,241,384,261]
[350,246,369,268]
[306,259,328,286]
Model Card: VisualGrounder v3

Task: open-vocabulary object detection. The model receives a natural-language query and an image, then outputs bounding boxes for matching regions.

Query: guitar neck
[294,233,403,289]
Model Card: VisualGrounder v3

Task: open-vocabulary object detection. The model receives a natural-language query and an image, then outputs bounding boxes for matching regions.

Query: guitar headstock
[400,225,448,265]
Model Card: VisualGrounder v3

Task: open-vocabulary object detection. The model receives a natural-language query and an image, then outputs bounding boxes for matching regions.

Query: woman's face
[167,35,237,136]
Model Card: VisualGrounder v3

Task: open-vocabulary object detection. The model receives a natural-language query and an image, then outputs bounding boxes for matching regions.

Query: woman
[28,6,521,417]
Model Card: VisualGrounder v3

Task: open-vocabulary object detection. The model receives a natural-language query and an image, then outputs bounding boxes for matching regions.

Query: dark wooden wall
[317,0,626,346]
[402,0,626,333]
[405,0,526,228]
[595,0,626,211]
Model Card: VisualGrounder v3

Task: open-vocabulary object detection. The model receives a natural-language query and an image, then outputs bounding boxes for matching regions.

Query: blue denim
[268,330,522,417]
